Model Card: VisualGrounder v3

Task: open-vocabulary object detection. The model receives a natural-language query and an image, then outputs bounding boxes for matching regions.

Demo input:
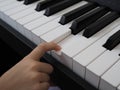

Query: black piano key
[24,0,39,5]
[83,11,120,38]
[103,30,120,50]
[44,0,82,16]
[17,0,23,1]
[70,7,109,35]
[35,0,63,11]
[59,2,97,25]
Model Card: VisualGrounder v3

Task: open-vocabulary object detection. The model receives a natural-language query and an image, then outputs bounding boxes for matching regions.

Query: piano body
[0,0,120,90]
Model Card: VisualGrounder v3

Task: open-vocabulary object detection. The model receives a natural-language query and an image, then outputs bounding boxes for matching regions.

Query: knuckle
[30,73,39,81]
[39,73,44,78]
[30,74,36,81]
[40,73,50,81]
[30,61,39,69]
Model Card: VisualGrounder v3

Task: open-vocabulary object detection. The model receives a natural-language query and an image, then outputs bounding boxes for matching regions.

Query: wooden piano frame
[0,19,98,90]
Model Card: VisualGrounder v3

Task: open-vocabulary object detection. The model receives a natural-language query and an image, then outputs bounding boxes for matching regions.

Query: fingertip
[26,42,61,60]
[49,42,61,51]
[55,46,61,51]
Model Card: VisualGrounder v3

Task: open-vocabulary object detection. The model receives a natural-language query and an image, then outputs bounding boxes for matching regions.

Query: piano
[0,0,120,90]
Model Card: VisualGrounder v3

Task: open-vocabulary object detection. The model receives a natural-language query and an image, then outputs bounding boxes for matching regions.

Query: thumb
[25,42,61,61]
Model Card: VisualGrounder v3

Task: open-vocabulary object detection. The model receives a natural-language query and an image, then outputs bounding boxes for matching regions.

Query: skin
[0,42,61,90]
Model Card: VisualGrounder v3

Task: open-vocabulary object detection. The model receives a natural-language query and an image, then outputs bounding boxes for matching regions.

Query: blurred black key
[103,30,120,50]
[24,0,39,5]
[17,0,23,1]
[59,2,97,25]
[36,0,63,11]
[83,11,120,38]
[44,0,82,16]
[70,7,109,35]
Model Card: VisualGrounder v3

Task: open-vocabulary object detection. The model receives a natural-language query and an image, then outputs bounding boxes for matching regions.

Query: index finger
[25,42,61,60]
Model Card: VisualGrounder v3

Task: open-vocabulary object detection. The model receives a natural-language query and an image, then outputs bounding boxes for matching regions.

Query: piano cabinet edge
[0,19,98,90]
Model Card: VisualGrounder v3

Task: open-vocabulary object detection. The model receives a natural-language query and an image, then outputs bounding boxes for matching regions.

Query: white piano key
[2,5,29,27]
[2,1,40,34]
[7,1,39,32]
[51,17,120,69]
[2,6,28,29]
[4,3,29,16]
[10,2,38,20]
[9,0,45,20]
[73,44,106,78]
[85,35,120,88]
[0,1,23,20]
[0,0,15,7]
[22,1,87,41]
[73,41,106,78]
[0,0,6,2]
[16,0,47,25]
[40,22,72,43]
[0,0,16,19]
[0,1,22,12]
[24,16,48,40]
[73,19,120,79]
[118,85,120,90]
[3,0,38,24]
[52,35,81,69]
[100,59,120,90]
[25,16,48,30]
[32,18,61,45]
[17,10,45,25]
[17,12,44,35]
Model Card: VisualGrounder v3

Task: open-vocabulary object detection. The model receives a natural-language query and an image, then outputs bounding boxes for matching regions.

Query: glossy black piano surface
[89,0,120,12]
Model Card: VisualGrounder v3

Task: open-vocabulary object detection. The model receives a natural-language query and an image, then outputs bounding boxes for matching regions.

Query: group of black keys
[17,0,120,52]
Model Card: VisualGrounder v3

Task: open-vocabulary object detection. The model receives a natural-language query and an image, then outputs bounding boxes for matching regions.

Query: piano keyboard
[0,0,120,90]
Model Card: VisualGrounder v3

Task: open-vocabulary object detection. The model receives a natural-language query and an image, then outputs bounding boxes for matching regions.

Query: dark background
[0,39,22,76]
[89,0,120,12]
